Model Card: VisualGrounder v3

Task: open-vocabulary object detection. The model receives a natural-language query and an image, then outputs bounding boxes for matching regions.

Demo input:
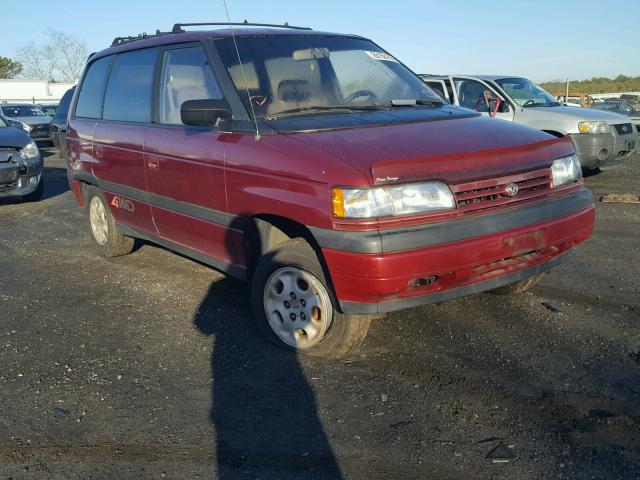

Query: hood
[9,116,52,126]
[0,126,31,149]
[288,114,574,185]
[530,105,631,124]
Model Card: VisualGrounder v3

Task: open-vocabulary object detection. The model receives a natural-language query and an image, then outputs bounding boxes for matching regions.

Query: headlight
[578,121,610,134]
[551,154,581,187]
[19,141,39,160]
[332,182,455,219]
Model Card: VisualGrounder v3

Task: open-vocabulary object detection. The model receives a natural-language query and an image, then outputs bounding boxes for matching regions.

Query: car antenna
[222,0,261,141]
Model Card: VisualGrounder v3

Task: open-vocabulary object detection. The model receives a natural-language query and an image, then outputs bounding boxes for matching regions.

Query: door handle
[148,160,159,170]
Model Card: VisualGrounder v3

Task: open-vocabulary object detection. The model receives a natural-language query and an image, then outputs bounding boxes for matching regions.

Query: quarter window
[103,48,158,123]
[158,46,222,125]
[76,56,112,119]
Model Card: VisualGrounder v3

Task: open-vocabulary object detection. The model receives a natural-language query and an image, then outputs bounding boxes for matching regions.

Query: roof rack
[172,20,312,33]
[111,30,175,47]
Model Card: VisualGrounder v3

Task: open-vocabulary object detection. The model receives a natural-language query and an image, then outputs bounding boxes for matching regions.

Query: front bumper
[317,188,595,314]
[0,156,43,198]
[569,129,638,168]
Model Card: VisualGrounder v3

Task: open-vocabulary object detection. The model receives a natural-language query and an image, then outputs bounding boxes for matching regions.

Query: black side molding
[311,188,594,254]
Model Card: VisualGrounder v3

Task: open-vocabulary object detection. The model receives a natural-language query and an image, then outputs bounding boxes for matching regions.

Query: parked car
[0,104,53,143]
[421,75,638,170]
[66,24,595,357]
[591,100,640,132]
[50,87,76,156]
[38,104,58,116]
[0,114,44,201]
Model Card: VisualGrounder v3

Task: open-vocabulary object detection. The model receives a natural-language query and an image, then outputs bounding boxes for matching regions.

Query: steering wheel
[523,100,535,107]
[344,89,378,104]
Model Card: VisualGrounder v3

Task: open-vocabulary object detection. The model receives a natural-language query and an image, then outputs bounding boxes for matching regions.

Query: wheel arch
[542,130,565,138]
[243,214,341,309]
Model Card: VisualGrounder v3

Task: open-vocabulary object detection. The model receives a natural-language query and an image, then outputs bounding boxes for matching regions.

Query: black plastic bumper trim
[311,188,593,254]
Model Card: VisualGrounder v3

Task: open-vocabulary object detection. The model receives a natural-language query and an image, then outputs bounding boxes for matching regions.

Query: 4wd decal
[110,196,135,212]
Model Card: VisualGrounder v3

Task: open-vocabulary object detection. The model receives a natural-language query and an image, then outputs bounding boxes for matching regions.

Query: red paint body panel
[92,122,156,234]
[324,204,595,304]
[65,30,596,313]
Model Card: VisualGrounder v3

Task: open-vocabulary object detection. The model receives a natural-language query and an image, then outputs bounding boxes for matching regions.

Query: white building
[0,79,76,105]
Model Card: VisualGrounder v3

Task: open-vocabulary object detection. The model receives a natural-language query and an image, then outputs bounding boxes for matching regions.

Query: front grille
[613,123,634,135]
[451,168,552,213]
[0,180,18,193]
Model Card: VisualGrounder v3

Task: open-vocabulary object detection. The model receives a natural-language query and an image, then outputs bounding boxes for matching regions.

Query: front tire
[251,238,371,359]
[84,186,134,258]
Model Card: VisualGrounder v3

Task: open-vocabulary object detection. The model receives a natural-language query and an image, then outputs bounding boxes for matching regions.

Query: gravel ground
[0,148,639,480]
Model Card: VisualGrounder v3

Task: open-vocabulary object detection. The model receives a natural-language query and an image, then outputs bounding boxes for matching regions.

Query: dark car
[0,104,52,142]
[592,100,640,132]
[50,87,76,156]
[38,104,58,116]
[0,114,44,201]
[66,23,594,357]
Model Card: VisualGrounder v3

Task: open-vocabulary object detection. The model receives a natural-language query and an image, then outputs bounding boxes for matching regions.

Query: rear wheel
[490,273,544,295]
[251,238,372,359]
[84,185,134,258]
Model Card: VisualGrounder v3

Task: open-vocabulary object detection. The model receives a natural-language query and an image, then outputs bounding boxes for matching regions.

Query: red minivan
[66,23,595,357]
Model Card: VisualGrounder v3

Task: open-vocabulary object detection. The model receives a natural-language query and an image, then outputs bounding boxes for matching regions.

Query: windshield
[215,35,441,118]
[1,105,47,117]
[495,77,560,107]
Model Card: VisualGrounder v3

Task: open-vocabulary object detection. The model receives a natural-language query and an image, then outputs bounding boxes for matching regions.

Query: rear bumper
[319,188,595,314]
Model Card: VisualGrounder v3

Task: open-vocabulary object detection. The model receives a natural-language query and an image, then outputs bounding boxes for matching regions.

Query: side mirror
[498,101,510,113]
[180,99,232,127]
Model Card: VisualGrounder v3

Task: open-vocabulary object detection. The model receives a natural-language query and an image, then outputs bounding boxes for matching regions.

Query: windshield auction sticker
[365,51,398,62]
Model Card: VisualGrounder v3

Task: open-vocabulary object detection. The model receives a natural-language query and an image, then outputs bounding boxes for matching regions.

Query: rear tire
[490,273,544,295]
[251,238,371,359]
[84,185,134,258]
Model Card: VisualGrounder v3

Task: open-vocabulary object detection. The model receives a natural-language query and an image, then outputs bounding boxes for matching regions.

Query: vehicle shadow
[0,165,69,206]
[193,277,343,479]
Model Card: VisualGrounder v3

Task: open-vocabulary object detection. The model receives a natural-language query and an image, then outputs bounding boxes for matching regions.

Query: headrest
[277,79,311,102]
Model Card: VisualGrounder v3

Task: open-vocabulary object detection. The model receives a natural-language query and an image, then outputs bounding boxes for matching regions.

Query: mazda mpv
[66,23,595,358]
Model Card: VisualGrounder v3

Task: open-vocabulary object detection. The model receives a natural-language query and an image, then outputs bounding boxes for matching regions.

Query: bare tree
[17,30,88,82]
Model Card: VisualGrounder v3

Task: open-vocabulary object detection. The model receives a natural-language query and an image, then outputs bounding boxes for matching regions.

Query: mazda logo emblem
[505,183,519,197]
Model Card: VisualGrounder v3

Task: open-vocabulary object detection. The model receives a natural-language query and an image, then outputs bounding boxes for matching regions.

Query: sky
[1,0,638,82]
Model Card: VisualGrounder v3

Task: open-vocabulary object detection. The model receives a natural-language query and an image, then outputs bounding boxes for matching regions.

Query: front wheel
[251,238,372,359]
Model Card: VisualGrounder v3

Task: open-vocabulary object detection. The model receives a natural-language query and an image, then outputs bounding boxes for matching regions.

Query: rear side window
[54,87,75,122]
[158,46,222,125]
[103,48,158,123]
[76,56,112,119]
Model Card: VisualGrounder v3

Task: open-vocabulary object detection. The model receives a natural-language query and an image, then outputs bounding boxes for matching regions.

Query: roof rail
[111,30,176,47]
[171,20,312,33]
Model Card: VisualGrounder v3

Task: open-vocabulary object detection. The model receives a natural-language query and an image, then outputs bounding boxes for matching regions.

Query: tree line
[540,75,640,95]
[0,30,88,82]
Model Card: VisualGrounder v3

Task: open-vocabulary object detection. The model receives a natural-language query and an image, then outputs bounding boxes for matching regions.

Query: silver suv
[421,75,638,169]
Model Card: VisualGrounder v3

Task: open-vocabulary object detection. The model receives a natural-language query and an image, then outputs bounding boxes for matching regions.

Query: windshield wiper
[377,99,444,107]
[266,105,382,119]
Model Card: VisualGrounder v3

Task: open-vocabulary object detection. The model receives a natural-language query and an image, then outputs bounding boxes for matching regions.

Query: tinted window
[76,56,112,119]
[54,87,76,122]
[158,46,222,125]
[427,81,446,99]
[103,48,158,122]
[1,105,47,117]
